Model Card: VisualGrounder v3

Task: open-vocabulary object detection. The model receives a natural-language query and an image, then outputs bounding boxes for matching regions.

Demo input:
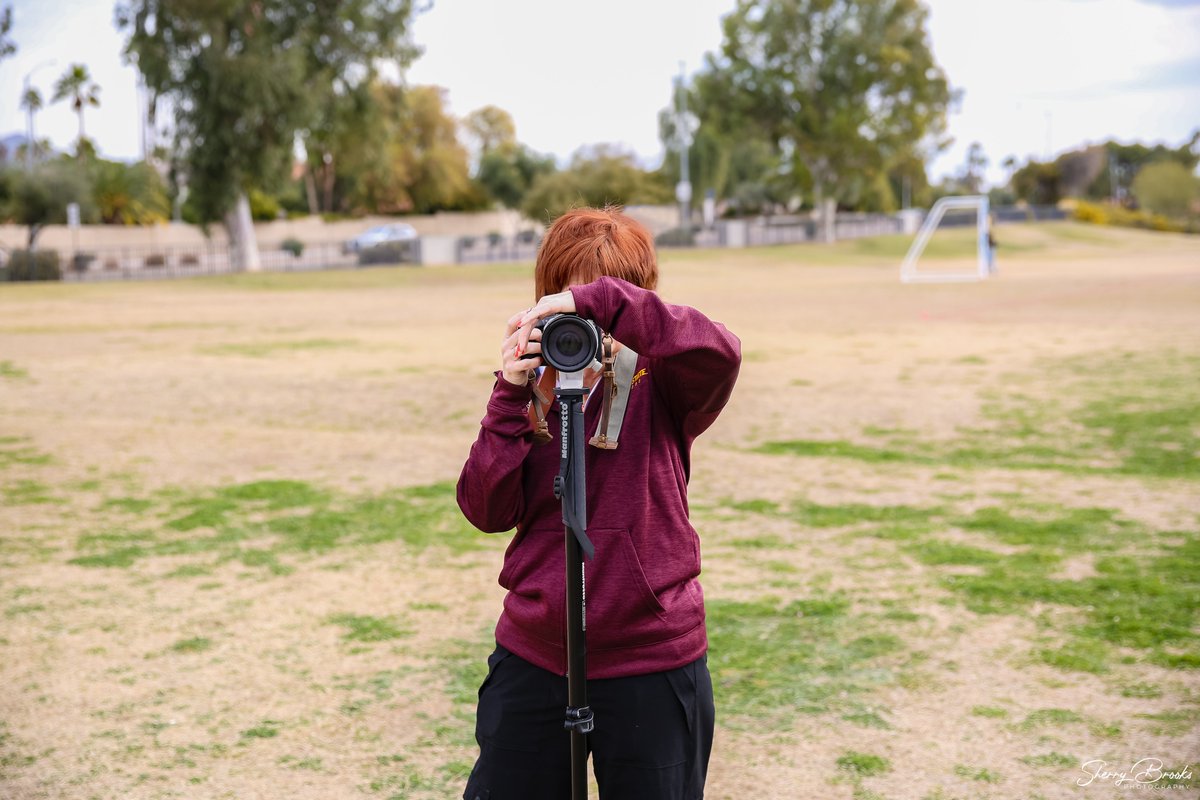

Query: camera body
[520,313,603,373]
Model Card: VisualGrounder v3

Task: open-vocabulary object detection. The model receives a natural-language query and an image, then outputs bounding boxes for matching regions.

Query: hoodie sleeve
[570,275,742,442]
[455,370,535,533]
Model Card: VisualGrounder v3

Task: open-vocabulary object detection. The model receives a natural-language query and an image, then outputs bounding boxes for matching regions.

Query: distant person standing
[986,213,998,275]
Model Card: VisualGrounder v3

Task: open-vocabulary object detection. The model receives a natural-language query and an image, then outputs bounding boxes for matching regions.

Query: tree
[521,145,671,222]
[477,145,556,210]
[117,0,424,271]
[694,0,953,239]
[958,142,988,195]
[464,105,555,210]
[333,82,485,215]
[0,5,14,62]
[52,64,101,148]
[4,161,95,247]
[20,87,43,165]
[1011,160,1061,205]
[464,105,517,162]
[1132,162,1199,219]
[89,159,170,225]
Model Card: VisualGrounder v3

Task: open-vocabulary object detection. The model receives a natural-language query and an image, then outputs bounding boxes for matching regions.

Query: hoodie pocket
[584,527,680,652]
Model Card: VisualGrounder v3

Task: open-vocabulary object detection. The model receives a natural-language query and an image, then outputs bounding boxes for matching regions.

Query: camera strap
[587,333,619,449]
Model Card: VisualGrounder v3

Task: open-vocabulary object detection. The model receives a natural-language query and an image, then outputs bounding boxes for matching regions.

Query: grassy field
[0,221,1197,800]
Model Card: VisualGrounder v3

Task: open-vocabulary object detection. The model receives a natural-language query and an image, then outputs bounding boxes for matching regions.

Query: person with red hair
[456,205,742,800]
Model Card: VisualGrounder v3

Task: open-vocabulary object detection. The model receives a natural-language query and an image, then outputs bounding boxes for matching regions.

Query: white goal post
[900,195,991,284]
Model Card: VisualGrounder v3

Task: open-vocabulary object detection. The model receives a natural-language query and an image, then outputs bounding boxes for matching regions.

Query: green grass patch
[170,637,212,654]
[1016,708,1084,731]
[326,613,411,643]
[1020,751,1076,768]
[835,750,891,776]
[707,595,905,729]
[0,436,53,469]
[953,764,1002,783]
[970,705,1008,718]
[897,502,1200,673]
[69,479,491,572]
[1037,638,1112,674]
[756,349,1200,480]
[239,720,282,740]
[0,360,29,379]
[2,480,58,505]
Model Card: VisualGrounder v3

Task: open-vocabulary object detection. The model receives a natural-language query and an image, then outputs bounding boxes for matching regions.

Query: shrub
[1132,162,1199,219]
[1071,200,1193,234]
[180,253,200,266]
[517,229,539,244]
[281,237,304,258]
[4,249,62,281]
[72,252,97,272]
[487,231,503,247]
[145,253,166,267]
[248,189,281,221]
[357,241,418,266]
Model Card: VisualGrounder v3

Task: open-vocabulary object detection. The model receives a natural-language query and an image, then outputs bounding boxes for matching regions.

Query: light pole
[673,63,697,237]
[22,59,55,171]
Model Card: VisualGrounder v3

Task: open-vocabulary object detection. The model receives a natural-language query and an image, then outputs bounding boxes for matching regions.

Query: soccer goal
[900,195,991,284]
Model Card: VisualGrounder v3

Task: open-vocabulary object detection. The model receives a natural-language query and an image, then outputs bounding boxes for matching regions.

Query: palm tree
[52,63,100,146]
[20,87,42,167]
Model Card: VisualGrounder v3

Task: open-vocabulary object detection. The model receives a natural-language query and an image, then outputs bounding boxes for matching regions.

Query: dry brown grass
[1,222,1197,799]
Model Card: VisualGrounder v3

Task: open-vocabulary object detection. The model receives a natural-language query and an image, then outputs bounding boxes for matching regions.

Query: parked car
[342,223,418,254]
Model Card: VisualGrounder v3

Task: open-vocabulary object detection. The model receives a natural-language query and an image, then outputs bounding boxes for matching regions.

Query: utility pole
[673,63,695,237]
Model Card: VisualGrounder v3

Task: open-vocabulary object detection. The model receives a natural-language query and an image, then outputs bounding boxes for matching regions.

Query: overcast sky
[1,0,1198,188]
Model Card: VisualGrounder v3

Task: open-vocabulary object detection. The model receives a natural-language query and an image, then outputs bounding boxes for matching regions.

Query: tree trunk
[821,197,837,244]
[224,192,262,272]
[321,157,335,213]
[304,169,319,215]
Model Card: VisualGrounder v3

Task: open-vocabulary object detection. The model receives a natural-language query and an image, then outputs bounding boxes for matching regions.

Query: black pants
[463,643,715,800]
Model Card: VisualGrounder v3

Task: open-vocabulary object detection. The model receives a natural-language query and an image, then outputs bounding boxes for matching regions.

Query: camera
[520,313,603,373]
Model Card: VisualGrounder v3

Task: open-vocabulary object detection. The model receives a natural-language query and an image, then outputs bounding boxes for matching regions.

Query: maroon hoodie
[456,275,742,678]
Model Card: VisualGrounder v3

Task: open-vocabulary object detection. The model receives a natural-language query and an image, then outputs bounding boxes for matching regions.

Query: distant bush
[248,189,282,221]
[1131,162,1199,219]
[72,252,97,273]
[1071,200,1197,234]
[487,231,503,247]
[281,237,304,258]
[517,229,539,244]
[655,227,696,247]
[180,253,200,266]
[145,253,166,267]
[358,241,419,266]
[3,249,62,281]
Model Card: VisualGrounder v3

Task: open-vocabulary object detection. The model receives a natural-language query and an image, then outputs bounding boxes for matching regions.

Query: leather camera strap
[587,333,618,449]
[528,366,555,445]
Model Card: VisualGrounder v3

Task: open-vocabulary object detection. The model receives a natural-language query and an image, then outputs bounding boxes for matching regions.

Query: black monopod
[526,313,602,799]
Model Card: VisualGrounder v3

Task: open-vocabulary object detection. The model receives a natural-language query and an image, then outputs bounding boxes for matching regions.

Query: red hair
[534,206,658,301]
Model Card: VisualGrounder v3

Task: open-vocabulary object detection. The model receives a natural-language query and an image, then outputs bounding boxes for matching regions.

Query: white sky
[1,0,1198,188]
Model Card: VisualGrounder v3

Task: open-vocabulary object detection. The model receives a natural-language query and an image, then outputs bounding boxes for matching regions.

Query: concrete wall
[0,209,537,251]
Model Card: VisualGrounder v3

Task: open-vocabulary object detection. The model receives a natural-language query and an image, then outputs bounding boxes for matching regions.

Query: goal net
[900,195,992,284]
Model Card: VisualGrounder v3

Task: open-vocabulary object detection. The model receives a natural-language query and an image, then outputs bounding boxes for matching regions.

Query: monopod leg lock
[564,705,595,734]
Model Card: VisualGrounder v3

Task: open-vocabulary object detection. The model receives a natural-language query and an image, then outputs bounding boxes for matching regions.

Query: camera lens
[541,314,600,373]
[558,331,583,357]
